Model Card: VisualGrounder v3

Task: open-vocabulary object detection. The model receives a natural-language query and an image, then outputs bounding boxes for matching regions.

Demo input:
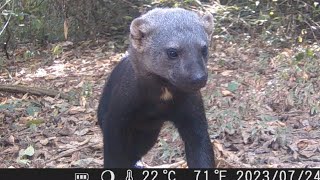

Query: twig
[46,141,101,164]
[303,19,318,42]
[0,4,13,36]
[0,84,70,100]
[0,0,12,10]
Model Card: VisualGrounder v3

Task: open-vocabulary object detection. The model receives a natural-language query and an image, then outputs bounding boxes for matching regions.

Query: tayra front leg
[129,127,162,167]
[102,116,136,168]
[99,88,140,168]
[173,93,214,168]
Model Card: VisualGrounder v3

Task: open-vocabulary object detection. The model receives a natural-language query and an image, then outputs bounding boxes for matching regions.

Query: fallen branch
[0,84,70,100]
[46,140,101,164]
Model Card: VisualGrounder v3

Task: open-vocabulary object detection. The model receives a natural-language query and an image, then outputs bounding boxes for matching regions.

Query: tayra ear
[130,17,151,52]
[202,12,214,37]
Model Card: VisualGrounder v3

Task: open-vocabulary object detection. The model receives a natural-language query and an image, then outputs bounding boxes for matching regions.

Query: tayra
[97,8,215,168]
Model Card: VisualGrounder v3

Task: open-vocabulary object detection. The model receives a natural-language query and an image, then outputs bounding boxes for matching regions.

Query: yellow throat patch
[160,87,173,101]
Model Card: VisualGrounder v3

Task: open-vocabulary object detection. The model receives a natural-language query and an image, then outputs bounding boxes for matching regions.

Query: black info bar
[0,169,320,180]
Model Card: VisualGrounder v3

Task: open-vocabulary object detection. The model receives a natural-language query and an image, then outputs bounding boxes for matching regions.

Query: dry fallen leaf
[43,96,56,103]
[74,128,89,136]
[68,106,86,114]
[8,135,15,144]
[221,70,234,76]
[221,89,233,96]
[40,139,49,146]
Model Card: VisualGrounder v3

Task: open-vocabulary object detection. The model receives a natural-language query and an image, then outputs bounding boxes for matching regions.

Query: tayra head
[129,8,214,92]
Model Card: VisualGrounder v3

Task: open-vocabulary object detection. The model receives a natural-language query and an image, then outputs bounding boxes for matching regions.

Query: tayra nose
[190,72,208,88]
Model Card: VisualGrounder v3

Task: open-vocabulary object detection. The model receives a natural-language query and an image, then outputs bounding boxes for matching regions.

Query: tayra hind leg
[128,127,162,167]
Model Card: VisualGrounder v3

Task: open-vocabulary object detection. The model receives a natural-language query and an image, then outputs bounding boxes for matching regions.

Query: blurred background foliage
[0,0,150,52]
[215,0,320,46]
[0,0,319,57]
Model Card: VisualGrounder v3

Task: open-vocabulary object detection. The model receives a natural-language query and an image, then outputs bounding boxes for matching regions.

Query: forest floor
[0,34,320,168]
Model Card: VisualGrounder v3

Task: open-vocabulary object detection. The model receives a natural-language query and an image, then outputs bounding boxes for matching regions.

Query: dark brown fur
[98,8,214,168]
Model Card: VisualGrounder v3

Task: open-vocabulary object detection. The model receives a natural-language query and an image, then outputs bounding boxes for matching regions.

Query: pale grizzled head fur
[129,8,214,92]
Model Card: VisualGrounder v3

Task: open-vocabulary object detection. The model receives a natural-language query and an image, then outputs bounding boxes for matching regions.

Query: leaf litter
[0,35,320,168]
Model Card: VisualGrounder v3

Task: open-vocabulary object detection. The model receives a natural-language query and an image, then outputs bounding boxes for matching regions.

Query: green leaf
[18,13,25,21]
[16,158,30,165]
[172,131,179,142]
[23,50,34,59]
[32,19,42,30]
[52,45,63,55]
[298,36,303,43]
[295,52,304,61]
[26,106,40,116]
[259,114,276,122]
[305,48,314,58]
[29,124,37,131]
[310,106,318,116]
[227,81,239,92]
[0,103,15,111]
[23,146,35,157]
[123,16,133,21]
[26,119,44,127]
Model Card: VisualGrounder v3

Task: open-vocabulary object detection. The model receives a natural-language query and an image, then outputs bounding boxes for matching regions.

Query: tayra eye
[201,45,208,57]
[167,48,179,59]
